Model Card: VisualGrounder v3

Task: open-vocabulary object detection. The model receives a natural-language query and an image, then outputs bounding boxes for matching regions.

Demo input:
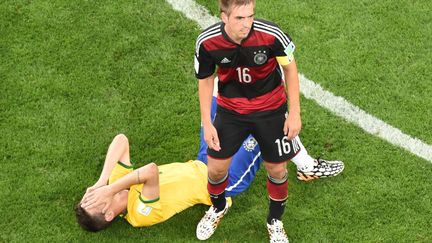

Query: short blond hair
[219,0,255,15]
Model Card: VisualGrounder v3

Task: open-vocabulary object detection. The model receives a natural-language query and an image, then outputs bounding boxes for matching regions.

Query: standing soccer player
[194,0,340,242]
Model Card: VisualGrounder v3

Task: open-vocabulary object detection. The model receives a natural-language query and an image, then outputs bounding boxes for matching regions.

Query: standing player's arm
[199,75,221,151]
[81,163,160,213]
[281,57,301,140]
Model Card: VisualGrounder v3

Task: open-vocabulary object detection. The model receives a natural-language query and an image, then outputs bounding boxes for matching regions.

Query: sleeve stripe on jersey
[195,25,222,54]
[195,31,222,56]
[254,27,289,49]
[139,195,160,204]
[254,20,290,45]
[195,29,220,52]
[225,151,261,192]
[254,21,290,48]
[197,24,220,41]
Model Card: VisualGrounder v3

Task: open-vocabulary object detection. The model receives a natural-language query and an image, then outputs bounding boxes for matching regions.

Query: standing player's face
[222,3,255,43]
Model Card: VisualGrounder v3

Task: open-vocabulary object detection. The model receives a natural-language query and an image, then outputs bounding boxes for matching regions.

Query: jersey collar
[220,22,255,46]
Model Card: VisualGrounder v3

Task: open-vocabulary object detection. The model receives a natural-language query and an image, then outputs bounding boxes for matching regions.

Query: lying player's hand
[81,181,106,203]
[81,185,114,213]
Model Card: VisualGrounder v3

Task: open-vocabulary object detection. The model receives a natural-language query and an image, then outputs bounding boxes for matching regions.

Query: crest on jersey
[138,202,153,216]
[284,42,295,57]
[253,50,267,65]
[243,137,258,152]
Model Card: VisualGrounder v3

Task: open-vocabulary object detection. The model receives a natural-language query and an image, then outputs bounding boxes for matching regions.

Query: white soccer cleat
[297,158,344,182]
[267,219,289,243]
[196,203,229,240]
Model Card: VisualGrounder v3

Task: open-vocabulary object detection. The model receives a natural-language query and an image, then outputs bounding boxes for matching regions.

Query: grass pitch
[1,0,431,242]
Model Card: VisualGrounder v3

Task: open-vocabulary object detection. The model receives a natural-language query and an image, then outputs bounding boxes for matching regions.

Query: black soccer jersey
[195,19,295,115]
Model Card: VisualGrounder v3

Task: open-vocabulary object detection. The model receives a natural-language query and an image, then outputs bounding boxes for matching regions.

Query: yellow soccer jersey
[120,160,212,227]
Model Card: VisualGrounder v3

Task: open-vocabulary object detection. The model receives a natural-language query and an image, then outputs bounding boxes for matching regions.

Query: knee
[208,168,228,181]
[207,158,231,181]
[265,163,287,179]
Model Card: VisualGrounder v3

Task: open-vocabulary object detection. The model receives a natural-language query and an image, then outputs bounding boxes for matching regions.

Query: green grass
[198,0,432,144]
[1,0,431,242]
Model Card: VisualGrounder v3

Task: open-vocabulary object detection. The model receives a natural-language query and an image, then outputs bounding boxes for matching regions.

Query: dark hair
[74,203,113,232]
[219,0,255,15]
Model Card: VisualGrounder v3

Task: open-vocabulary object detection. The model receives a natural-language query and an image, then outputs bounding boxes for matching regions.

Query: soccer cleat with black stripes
[267,219,289,243]
[196,202,229,240]
[297,159,344,182]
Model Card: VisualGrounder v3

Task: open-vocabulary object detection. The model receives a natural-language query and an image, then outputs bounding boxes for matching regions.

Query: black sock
[210,191,226,213]
[267,198,287,224]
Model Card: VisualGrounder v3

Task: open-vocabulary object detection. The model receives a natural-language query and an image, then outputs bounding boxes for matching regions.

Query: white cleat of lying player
[297,159,344,182]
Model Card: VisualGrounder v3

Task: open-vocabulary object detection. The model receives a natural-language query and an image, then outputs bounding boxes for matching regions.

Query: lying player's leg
[291,136,344,182]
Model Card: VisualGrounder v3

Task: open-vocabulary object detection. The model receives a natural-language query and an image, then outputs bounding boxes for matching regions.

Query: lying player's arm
[81,163,160,212]
[82,134,131,201]
[97,134,131,185]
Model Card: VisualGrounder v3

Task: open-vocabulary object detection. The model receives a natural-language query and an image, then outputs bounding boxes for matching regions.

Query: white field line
[300,75,432,162]
[166,0,432,163]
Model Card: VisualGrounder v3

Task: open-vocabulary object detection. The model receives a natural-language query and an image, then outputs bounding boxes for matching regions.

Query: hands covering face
[81,185,114,214]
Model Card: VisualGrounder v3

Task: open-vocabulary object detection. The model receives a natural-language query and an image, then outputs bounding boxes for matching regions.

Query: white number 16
[236,67,252,83]
[275,136,291,156]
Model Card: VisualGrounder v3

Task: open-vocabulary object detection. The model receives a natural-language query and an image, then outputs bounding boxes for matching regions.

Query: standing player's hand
[81,185,114,214]
[284,111,301,140]
[203,123,221,151]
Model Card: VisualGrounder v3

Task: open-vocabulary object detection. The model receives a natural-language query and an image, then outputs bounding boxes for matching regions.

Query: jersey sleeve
[195,42,216,79]
[108,162,133,185]
[273,28,296,65]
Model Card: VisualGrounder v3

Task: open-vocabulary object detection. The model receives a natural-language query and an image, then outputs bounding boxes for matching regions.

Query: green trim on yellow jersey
[139,195,160,204]
[118,161,133,169]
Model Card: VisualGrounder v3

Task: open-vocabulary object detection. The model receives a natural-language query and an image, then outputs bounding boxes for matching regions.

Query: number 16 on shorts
[275,136,300,157]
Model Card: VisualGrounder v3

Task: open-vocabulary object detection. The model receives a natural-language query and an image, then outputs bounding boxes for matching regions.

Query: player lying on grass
[76,131,343,232]
[76,133,247,232]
